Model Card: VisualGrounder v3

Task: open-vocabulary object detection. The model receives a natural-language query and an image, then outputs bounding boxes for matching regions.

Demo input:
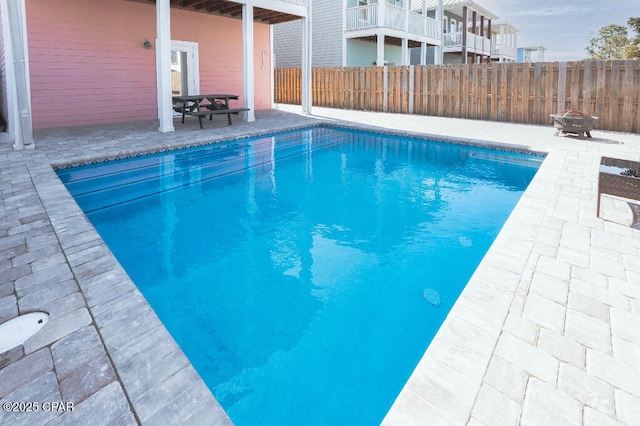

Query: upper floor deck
[443,30,491,56]
[345,2,441,45]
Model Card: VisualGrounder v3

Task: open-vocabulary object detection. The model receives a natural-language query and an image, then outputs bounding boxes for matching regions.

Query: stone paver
[483,355,528,403]
[53,382,133,426]
[566,308,613,353]
[615,390,640,425]
[1,106,639,425]
[0,348,53,398]
[0,372,63,426]
[536,328,585,368]
[558,363,616,417]
[495,332,559,385]
[471,384,521,426]
[521,379,582,426]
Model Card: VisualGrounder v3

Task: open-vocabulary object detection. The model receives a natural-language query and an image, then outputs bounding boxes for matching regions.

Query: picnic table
[172,94,249,129]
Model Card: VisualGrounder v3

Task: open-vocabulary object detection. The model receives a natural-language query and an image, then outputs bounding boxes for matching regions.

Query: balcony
[443,31,491,56]
[492,43,517,61]
[345,3,441,43]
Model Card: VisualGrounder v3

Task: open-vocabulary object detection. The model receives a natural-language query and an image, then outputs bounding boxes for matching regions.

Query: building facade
[517,46,546,63]
[1,0,311,149]
[274,0,443,68]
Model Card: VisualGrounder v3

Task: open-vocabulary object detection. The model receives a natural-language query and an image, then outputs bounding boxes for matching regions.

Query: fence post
[383,66,388,113]
[409,65,414,114]
[557,62,566,112]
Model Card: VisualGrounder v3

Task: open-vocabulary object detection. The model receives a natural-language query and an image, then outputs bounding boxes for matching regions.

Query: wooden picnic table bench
[172,94,249,129]
[190,107,250,127]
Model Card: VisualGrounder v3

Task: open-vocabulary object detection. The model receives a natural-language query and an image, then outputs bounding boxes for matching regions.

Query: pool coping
[50,122,547,171]
[2,107,639,425]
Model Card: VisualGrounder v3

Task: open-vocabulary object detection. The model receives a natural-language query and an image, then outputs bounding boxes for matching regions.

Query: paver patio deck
[1,106,639,425]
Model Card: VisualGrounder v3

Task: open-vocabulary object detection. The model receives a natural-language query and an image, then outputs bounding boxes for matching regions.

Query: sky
[476,0,639,61]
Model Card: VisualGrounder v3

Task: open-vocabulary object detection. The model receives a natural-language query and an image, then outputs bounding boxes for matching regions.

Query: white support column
[301,0,312,114]
[421,0,428,65]
[401,38,408,65]
[499,25,505,62]
[404,0,409,33]
[2,0,34,150]
[378,0,386,29]
[242,1,255,122]
[376,0,386,66]
[461,5,468,64]
[156,0,174,132]
[342,0,347,67]
[377,33,385,66]
[400,2,408,65]
[435,0,444,65]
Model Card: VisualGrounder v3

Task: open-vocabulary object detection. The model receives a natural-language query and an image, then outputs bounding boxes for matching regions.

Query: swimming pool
[57,126,542,425]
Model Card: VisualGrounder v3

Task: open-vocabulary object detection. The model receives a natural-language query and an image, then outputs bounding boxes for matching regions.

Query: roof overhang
[126,0,305,24]
[423,0,499,20]
[492,20,520,33]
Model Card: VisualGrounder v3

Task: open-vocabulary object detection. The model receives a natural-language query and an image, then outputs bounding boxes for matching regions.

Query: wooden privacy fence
[274,61,640,133]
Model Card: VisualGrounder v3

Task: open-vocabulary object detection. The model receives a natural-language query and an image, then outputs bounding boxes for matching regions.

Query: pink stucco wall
[26,0,272,128]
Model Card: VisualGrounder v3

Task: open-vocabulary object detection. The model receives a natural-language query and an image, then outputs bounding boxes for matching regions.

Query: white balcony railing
[473,33,491,55]
[345,4,441,41]
[493,44,517,60]
[345,5,378,30]
[384,4,405,30]
[443,31,459,47]
[407,10,423,34]
[444,31,491,55]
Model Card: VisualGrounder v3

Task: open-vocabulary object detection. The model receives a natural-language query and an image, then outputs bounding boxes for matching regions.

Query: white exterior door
[170,40,199,96]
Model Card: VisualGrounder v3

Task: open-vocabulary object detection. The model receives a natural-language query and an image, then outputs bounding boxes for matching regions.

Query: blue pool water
[58,126,542,425]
